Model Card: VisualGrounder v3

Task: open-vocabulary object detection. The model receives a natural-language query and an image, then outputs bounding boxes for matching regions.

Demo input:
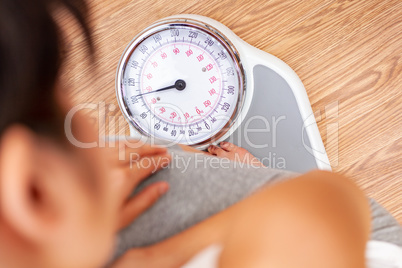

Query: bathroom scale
[115,14,331,173]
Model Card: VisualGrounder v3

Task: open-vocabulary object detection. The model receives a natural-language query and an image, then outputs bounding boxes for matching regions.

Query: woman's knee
[219,170,371,268]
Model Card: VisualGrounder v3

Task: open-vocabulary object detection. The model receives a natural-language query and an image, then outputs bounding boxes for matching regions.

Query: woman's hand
[103,140,171,230]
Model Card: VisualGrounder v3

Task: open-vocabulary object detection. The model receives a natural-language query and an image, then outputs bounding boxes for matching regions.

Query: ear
[0,125,51,244]
[1,125,115,268]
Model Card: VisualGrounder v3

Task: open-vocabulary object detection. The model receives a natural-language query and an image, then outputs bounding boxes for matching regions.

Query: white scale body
[116,14,331,172]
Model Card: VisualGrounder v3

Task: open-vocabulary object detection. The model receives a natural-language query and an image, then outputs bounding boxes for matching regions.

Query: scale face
[116,20,245,147]
[116,14,331,172]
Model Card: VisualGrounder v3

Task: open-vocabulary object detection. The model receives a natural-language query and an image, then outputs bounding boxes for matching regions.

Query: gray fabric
[370,199,402,247]
[113,148,402,261]
[114,149,296,260]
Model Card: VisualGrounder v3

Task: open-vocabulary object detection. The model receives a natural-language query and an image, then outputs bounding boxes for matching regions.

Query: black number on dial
[188,31,198,39]
[153,34,162,43]
[170,29,179,37]
[139,45,148,54]
[130,60,139,69]
[221,102,230,112]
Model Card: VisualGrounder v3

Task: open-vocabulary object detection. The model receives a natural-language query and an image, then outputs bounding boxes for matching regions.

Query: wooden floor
[60,0,402,223]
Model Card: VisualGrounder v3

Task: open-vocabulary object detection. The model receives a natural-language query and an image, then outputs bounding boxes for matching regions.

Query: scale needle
[134,79,186,98]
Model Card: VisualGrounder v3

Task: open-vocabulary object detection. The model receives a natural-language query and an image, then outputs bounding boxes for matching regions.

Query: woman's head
[0,0,117,267]
[0,0,94,136]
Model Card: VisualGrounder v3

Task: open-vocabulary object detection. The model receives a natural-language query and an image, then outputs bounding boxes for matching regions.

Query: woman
[0,0,400,267]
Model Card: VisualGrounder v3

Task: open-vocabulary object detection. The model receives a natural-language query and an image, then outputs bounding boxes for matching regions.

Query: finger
[219,141,237,152]
[117,182,169,230]
[121,142,168,159]
[207,145,229,158]
[134,153,172,179]
[120,153,171,198]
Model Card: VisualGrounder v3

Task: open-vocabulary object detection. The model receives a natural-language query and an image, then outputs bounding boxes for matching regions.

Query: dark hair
[0,0,93,136]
